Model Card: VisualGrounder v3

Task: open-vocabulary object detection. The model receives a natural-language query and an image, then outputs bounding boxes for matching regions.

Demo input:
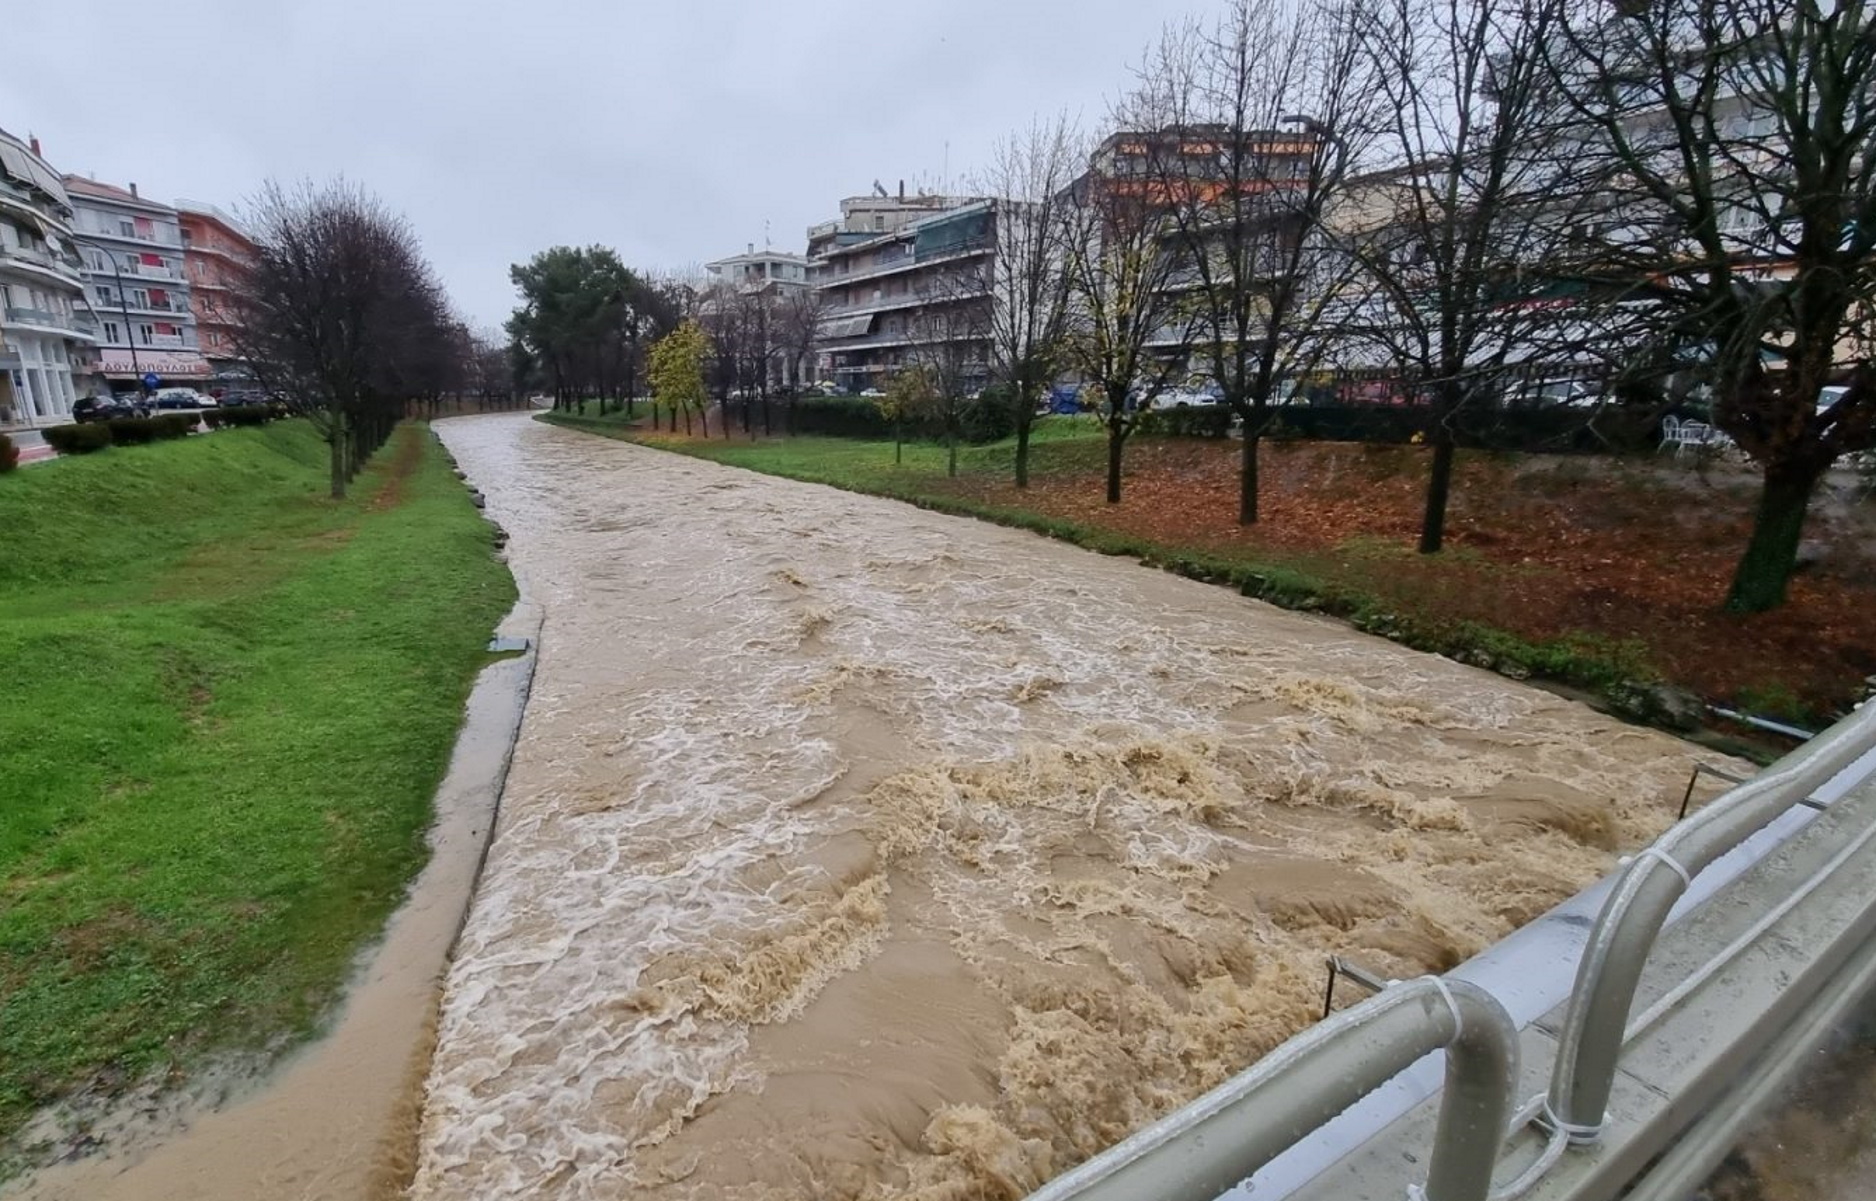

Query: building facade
[175,200,254,388]
[64,176,209,392]
[810,198,997,393]
[0,129,96,424]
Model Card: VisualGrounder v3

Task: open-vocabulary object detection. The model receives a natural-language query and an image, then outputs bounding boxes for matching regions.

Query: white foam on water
[413,415,1720,1201]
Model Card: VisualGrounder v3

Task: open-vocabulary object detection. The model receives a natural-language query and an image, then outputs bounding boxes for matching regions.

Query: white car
[1150,387,1223,411]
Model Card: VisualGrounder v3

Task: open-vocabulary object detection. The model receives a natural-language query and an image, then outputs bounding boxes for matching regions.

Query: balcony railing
[4,305,83,333]
[120,260,183,281]
[146,333,187,349]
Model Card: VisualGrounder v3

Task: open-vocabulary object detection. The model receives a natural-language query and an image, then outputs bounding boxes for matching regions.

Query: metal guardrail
[1020,701,1876,1201]
[1543,701,1876,1140]
[1024,977,1519,1201]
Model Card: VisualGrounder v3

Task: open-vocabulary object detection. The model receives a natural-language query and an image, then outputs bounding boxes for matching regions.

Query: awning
[98,349,211,379]
[820,314,876,340]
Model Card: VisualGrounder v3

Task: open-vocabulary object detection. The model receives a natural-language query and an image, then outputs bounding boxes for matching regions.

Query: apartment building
[176,200,254,386]
[64,175,209,391]
[810,198,997,393]
[705,245,811,295]
[0,128,96,424]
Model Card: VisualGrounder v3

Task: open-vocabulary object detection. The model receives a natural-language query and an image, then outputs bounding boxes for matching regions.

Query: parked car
[72,396,142,423]
[153,388,211,410]
[1150,387,1223,411]
[859,387,885,398]
[222,392,269,407]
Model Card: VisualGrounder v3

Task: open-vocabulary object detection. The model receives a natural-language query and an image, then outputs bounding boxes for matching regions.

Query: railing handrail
[1023,977,1518,1201]
[1545,701,1876,1137]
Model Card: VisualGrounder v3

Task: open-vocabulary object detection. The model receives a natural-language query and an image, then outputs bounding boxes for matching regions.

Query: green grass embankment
[0,421,514,1153]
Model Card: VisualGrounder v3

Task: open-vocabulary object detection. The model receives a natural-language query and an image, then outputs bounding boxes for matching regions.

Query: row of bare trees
[236,179,491,500]
[959,0,1873,612]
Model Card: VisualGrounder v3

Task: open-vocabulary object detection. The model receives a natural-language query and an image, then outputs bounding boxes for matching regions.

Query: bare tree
[776,287,825,393]
[1334,0,1595,552]
[1544,0,1876,611]
[1059,134,1194,504]
[905,263,993,477]
[236,178,450,499]
[974,115,1082,487]
[1130,0,1377,523]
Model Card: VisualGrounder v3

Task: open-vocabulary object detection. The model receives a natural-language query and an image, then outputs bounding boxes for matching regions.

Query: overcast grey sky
[4,0,1200,331]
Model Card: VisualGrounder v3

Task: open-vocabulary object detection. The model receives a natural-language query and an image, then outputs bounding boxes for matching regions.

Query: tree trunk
[894,419,903,465]
[1106,425,1124,504]
[762,396,772,437]
[1725,459,1825,613]
[684,409,692,436]
[1418,437,1456,554]
[328,414,347,500]
[1239,429,1261,525]
[947,426,958,478]
[1015,419,1032,488]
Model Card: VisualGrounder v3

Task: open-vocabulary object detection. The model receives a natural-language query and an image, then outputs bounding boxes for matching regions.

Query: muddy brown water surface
[392,413,1721,1201]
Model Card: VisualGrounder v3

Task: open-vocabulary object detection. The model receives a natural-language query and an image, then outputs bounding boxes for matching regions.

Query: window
[96,286,113,303]
[119,220,136,238]
[155,322,177,336]
[133,217,155,239]
[138,324,155,345]
[104,321,121,343]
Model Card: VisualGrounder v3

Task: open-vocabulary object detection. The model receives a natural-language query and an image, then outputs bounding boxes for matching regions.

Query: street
[414,413,1703,1201]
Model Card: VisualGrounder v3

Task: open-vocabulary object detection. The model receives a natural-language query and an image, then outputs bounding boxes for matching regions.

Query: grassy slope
[0,422,514,1149]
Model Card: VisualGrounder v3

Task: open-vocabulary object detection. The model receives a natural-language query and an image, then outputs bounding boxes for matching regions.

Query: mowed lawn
[0,421,513,1154]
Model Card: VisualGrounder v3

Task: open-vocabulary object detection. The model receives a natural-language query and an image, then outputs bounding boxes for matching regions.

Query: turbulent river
[414,413,1701,1201]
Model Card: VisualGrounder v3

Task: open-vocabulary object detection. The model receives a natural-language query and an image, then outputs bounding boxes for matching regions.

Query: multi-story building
[805,187,964,260]
[64,175,209,393]
[703,245,814,393]
[810,198,997,393]
[705,245,811,295]
[0,128,97,424]
[175,200,255,388]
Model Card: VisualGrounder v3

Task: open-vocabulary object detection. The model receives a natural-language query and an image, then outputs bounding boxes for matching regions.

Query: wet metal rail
[1022,703,1876,1201]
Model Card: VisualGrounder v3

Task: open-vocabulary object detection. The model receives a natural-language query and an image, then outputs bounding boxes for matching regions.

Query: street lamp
[68,234,144,397]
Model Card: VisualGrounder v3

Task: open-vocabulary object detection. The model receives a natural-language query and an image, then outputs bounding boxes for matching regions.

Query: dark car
[72,396,144,423]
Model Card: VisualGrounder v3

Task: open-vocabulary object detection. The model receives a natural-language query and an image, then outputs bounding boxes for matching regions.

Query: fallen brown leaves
[935,439,1876,715]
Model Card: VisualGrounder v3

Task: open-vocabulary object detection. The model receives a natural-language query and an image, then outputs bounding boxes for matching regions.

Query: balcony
[4,305,85,334]
[0,242,85,284]
[146,333,188,350]
[119,260,183,282]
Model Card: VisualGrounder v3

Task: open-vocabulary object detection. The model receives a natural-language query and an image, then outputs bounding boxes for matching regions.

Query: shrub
[0,432,16,473]
[1139,407,1233,439]
[43,423,114,455]
[105,417,167,445]
[154,413,197,439]
[791,392,1016,445]
[219,405,275,428]
[201,409,227,430]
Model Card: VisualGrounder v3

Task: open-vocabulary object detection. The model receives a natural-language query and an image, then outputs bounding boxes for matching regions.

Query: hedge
[213,405,278,428]
[788,391,1016,445]
[1254,402,1664,454]
[43,423,114,455]
[104,415,195,446]
[0,432,16,473]
[1138,407,1233,438]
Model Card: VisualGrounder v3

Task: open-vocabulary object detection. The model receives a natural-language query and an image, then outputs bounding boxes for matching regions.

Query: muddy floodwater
[415,413,1701,1201]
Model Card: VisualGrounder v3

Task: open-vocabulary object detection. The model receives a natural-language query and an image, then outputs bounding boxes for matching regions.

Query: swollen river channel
[413,413,1701,1201]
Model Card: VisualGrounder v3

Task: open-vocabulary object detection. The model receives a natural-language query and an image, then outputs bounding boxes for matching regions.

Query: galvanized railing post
[1546,703,1876,1139]
[1023,976,1519,1201]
